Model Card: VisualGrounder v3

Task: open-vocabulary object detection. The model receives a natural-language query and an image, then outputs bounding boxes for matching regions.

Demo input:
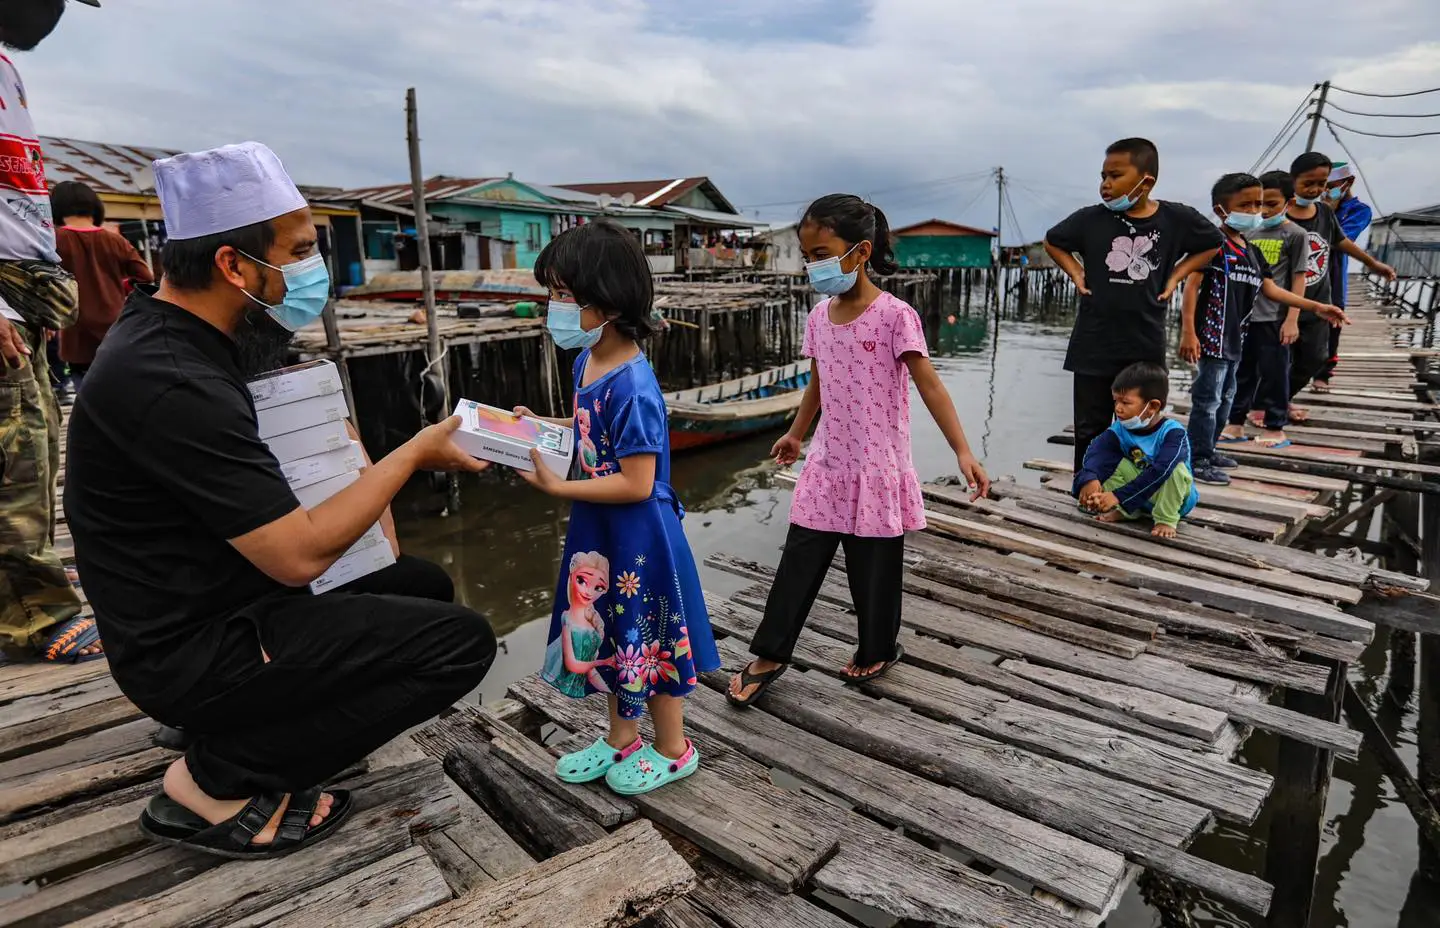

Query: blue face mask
[546,298,605,350]
[805,243,861,296]
[1259,211,1288,230]
[239,252,330,332]
[1221,209,1262,233]
[1103,176,1151,213]
[1326,186,1345,202]
[1293,193,1320,208]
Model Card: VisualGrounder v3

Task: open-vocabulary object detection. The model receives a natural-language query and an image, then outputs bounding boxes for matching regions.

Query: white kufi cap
[154,141,308,241]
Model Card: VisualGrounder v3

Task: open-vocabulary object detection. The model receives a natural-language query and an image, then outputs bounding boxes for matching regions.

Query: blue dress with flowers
[539,350,720,720]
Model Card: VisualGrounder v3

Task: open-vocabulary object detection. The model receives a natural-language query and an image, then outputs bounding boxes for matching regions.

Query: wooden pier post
[1419,490,1440,882]
[1263,657,1345,928]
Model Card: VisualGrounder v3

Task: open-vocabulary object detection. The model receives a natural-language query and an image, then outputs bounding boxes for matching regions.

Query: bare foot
[1152,523,1177,539]
[729,658,783,701]
[843,659,887,679]
[1220,425,1247,442]
[162,758,332,844]
[1258,428,1288,447]
[1288,405,1309,424]
[1096,509,1126,523]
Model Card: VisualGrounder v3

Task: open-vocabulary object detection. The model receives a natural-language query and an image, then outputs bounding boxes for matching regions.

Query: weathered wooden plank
[924,509,1373,642]
[509,677,1100,924]
[486,723,636,827]
[396,821,694,928]
[708,612,1270,823]
[443,743,605,860]
[941,485,1361,605]
[0,660,111,704]
[0,745,174,823]
[998,660,1228,741]
[61,761,458,928]
[222,847,452,928]
[0,846,218,928]
[0,789,151,885]
[414,784,536,895]
[673,852,856,928]
[1149,637,1332,695]
[708,634,1272,912]
[0,675,143,760]
[0,717,158,786]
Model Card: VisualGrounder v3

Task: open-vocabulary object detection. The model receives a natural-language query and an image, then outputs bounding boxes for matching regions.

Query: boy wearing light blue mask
[1179,173,1347,486]
[1073,362,1197,539]
[1044,137,1223,475]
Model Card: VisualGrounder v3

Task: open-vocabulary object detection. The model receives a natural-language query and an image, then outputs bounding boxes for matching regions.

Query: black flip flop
[138,787,353,859]
[726,661,788,709]
[843,643,906,685]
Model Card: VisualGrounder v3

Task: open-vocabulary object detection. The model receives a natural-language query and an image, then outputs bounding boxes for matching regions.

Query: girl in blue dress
[517,219,720,796]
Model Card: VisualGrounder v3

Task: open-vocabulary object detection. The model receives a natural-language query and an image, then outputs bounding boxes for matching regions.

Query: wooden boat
[665,360,810,451]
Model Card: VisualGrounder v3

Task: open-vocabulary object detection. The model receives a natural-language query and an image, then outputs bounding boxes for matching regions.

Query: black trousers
[1289,314,1332,400]
[149,555,495,799]
[1074,366,1134,472]
[1315,326,1342,382]
[750,524,905,666]
[1230,321,1291,430]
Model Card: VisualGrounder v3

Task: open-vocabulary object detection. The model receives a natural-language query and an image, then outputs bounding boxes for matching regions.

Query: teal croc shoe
[605,740,699,796]
[555,736,643,784]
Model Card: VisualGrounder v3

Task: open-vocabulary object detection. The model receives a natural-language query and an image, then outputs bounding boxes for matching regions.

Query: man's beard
[235,309,297,379]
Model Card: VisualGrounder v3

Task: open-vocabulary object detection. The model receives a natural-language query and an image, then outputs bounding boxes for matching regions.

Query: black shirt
[1046,201,1223,375]
[1286,202,1343,305]
[64,289,300,705]
[1195,236,1272,361]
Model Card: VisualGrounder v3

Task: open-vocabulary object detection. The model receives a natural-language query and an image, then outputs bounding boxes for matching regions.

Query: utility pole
[994,166,1005,306]
[406,87,459,511]
[1305,80,1331,152]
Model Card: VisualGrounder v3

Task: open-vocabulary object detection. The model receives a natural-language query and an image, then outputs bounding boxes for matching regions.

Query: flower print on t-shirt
[1105,231,1162,282]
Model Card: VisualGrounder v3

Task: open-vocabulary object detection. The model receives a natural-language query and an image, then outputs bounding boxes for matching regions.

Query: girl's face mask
[546,298,606,350]
[804,243,863,296]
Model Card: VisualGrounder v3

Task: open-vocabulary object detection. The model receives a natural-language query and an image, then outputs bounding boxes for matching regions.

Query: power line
[1331,84,1440,99]
[735,169,992,210]
[1258,116,1309,173]
[1249,90,1315,174]
[1323,118,1440,139]
[1323,121,1387,216]
[1001,184,1027,246]
[1327,99,1440,119]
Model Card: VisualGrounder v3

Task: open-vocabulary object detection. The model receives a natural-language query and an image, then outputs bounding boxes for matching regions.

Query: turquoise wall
[431,201,552,268]
[894,235,993,269]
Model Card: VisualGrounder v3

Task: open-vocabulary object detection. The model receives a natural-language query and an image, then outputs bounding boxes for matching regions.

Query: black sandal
[843,644,905,685]
[138,786,353,859]
[726,661,788,709]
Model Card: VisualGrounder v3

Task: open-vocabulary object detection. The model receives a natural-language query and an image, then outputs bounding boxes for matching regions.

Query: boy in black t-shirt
[1179,173,1348,486]
[1285,152,1395,410]
[1045,137,1223,471]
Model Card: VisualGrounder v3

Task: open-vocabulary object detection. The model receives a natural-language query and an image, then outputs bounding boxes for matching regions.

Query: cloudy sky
[19,0,1440,241]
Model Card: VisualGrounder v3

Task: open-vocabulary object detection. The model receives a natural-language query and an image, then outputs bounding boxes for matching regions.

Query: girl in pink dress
[728,194,989,706]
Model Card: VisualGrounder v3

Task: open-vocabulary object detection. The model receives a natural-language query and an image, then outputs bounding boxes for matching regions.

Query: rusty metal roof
[554,177,734,210]
[40,136,178,195]
[333,175,499,205]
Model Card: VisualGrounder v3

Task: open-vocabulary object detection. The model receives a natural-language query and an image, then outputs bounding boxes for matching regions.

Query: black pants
[1230,321,1291,430]
[152,555,495,799]
[1315,326,1342,383]
[750,524,905,666]
[1074,365,1135,472]
[1289,314,1332,400]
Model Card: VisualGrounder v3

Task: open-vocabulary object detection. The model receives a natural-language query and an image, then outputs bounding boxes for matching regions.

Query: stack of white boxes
[249,360,396,593]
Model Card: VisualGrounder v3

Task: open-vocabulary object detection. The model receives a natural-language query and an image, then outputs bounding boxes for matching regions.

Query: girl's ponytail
[801,193,898,276]
[867,204,899,276]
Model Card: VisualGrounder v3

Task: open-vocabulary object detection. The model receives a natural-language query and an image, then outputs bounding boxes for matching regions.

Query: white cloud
[14,0,1440,239]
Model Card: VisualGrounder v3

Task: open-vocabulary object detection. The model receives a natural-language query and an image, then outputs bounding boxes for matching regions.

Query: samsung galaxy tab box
[248,360,342,412]
[309,525,393,594]
[451,399,573,477]
[265,419,350,465]
[280,441,366,491]
[294,469,360,510]
[257,392,352,441]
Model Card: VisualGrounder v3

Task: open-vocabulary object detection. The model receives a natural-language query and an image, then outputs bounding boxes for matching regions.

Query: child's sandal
[555,736,644,784]
[605,740,699,796]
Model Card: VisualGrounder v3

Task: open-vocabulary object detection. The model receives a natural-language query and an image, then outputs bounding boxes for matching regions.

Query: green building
[892,219,996,269]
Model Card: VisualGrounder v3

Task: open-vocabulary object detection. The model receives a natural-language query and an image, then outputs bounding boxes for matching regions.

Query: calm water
[392,293,1437,927]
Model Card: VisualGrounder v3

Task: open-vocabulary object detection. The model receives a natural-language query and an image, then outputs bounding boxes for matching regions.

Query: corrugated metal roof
[662,204,755,228]
[41,136,178,195]
[893,218,996,238]
[557,178,708,208]
[334,175,500,205]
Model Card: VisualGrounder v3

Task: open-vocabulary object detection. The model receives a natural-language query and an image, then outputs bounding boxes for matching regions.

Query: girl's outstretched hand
[517,448,562,494]
[957,451,990,501]
[771,433,802,466]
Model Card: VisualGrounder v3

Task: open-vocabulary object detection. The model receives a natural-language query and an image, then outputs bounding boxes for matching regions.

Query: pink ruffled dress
[789,292,928,538]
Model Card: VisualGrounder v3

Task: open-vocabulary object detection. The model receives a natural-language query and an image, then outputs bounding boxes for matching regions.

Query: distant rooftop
[41,136,177,195]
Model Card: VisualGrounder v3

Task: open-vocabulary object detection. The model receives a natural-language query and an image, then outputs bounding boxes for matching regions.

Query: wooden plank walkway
[4,286,1433,927]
